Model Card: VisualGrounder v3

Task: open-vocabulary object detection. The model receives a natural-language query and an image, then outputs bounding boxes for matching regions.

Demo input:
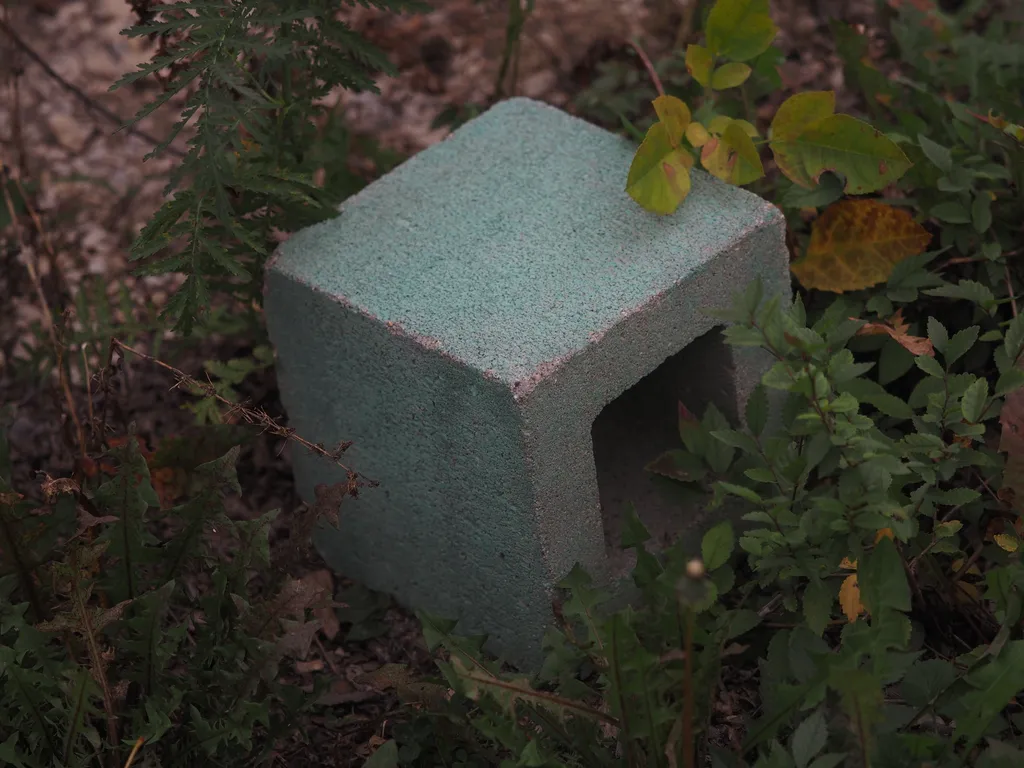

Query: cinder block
[264,98,790,668]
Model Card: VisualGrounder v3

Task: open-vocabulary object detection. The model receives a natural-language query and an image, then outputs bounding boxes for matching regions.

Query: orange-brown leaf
[791,200,932,293]
[839,574,864,622]
[855,310,934,357]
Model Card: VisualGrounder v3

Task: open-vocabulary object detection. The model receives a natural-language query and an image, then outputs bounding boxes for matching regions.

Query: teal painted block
[264,98,790,669]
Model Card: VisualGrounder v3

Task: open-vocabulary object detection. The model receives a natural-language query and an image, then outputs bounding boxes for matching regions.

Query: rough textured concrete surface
[264,98,791,669]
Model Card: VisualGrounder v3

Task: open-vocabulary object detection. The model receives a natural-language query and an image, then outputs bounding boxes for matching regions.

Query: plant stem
[630,38,665,98]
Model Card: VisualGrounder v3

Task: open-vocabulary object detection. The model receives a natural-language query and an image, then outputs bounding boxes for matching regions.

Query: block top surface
[269,98,781,389]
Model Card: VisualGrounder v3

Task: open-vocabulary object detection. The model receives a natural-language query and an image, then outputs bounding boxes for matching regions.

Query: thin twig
[0,17,185,158]
[112,339,371,485]
[629,38,665,97]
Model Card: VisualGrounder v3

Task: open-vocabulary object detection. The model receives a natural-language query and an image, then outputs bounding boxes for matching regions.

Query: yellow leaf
[994,533,1019,552]
[685,44,713,87]
[653,95,691,147]
[710,62,752,90]
[875,528,895,543]
[791,199,932,293]
[840,557,857,570]
[708,115,732,135]
[701,137,731,181]
[686,122,711,147]
[839,574,864,622]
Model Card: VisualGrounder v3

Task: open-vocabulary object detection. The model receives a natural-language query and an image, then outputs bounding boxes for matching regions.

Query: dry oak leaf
[855,308,935,357]
[791,199,932,293]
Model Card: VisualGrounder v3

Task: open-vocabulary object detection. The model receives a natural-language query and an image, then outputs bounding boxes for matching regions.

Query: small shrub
[0,419,332,767]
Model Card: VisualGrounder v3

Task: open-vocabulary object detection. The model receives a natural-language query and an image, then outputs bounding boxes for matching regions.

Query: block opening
[591,327,738,571]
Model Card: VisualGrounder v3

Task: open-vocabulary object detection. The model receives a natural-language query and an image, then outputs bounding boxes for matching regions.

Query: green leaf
[803,578,833,637]
[972,193,993,233]
[685,44,713,87]
[900,658,957,708]
[956,641,1024,751]
[915,355,945,378]
[930,201,971,224]
[646,449,706,483]
[717,481,762,504]
[791,709,828,768]
[706,0,778,62]
[917,134,952,172]
[927,317,948,354]
[711,62,752,90]
[924,280,997,313]
[858,537,910,615]
[745,384,769,436]
[945,326,979,365]
[961,377,989,423]
[620,505,652,548]
[702,521,735,571]
[626,122,694,214]
[770,109,911,193]
[363,739,400,768]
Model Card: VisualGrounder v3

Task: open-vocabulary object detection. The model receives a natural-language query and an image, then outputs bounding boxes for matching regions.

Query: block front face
[265,97,791,668]
[270,98,784,394]
[265,272,554,665]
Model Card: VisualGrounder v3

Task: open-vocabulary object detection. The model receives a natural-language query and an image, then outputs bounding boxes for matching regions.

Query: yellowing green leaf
[770,111,917,195]
[627,121,695,215]
[771,91,835,141]
[686,122,711,147]
[722,122,764,184]
[994,533,1019,552]
[700,119,764,185]
[791,199,932,293]
[710,62,752,90]
[706,0,778,62]
[839,573,863,622]
[652,94,691,147]
[685,44,713,87]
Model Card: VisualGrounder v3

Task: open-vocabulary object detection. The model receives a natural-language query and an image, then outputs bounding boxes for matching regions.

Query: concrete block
[264,98,790,669]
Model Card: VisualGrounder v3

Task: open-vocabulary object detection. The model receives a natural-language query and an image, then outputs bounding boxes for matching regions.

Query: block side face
[520,215,790,583]
[264,271,553,666]
[270,98,784,387]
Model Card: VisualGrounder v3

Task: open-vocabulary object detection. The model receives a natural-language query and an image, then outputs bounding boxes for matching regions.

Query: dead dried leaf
[792,200,932,293]
[855,309,935,357]
[301,569,340,640]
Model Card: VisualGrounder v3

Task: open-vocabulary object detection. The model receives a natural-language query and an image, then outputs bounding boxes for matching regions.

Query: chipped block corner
[264,97,790,669]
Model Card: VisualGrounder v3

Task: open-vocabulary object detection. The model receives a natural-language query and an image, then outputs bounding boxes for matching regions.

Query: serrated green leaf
[702,521,735,571]
[791,709,828,768]
[961,377,989,423]
[945,326,979,366]
[927,317,948,354]
[745,384,769,436]
[859,537,910,615]
[803,579,833,637]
